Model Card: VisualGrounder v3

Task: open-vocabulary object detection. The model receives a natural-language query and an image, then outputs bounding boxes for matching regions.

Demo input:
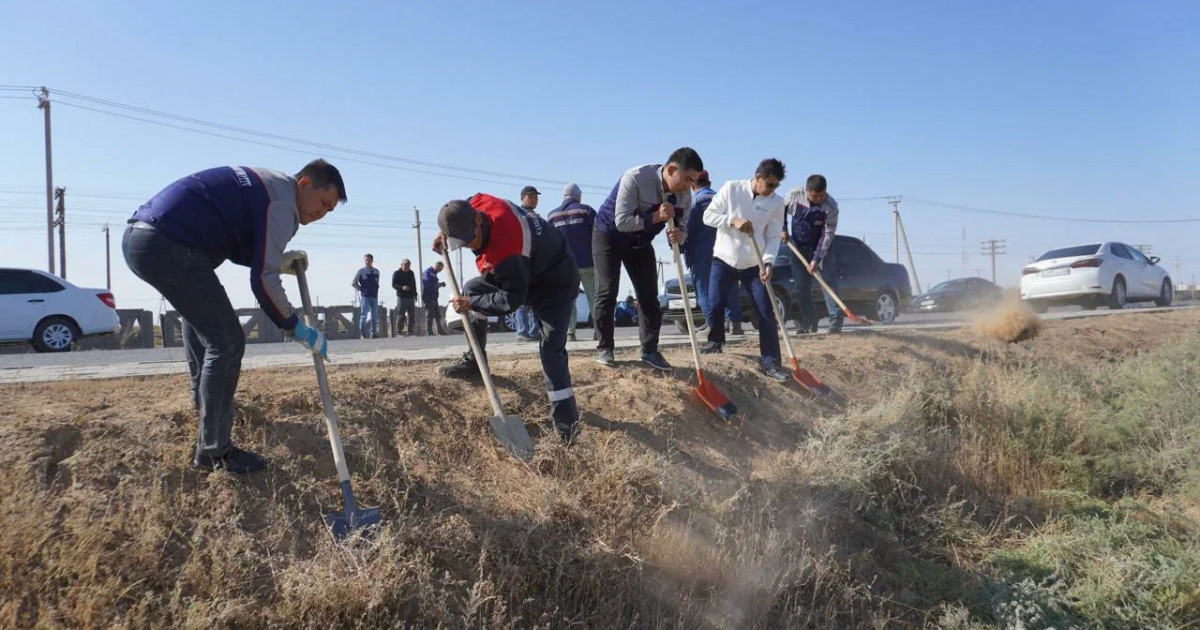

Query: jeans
[123,224,244,458]
[568,266,597,336]
[706,259,781,367]
[395,296,416,334]
[358,296,379,338]
[592,230,662,354]
[515,305,540,336]
[463,277,578,430]
[689,255,741,328]
[791,243,844,330]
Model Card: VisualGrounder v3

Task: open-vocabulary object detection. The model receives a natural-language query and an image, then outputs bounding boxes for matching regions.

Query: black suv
[660,235,911,332]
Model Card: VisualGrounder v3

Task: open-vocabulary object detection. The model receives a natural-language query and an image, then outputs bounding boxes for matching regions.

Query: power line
[907,197,1200,224]
[51,88,610,192]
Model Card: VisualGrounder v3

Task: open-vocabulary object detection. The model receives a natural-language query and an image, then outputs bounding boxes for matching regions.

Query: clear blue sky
[2,0,1197,312]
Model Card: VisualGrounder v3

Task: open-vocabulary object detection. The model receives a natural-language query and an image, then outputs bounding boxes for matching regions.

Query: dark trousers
[592,230,662,354]
[123,225,244,458]
[463,277,577,429]
[791,242,844,330]
[424,296,447,334]
[396,296,416,334]
[706,259,782,367]
[690,253,741,327]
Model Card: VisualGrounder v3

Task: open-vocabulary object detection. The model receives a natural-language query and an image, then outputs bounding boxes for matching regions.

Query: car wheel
[33,317,79,353]
[1107,276,1126,310]
[1154,279,1173,307]
[1025,300,1049,314]
[874,291,898,324]
[504,312,519,331]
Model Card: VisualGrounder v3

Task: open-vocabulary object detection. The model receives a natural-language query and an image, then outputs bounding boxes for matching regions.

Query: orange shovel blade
[790,358,832,396]
[695,370,737,420]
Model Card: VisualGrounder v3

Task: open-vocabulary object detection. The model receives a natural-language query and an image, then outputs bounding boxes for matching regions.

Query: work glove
[288,320,329,361]
[280,250,308,275]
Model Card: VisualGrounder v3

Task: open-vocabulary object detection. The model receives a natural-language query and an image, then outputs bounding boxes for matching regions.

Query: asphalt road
[1,303,1195,384]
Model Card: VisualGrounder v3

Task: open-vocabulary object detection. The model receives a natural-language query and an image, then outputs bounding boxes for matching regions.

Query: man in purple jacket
[547,183,597,342]
[123,159,346,474]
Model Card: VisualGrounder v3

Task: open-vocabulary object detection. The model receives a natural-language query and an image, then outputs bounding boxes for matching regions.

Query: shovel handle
[294,264,353,486]
[784,240,858,317]
[748,237,800,363]
[439,246,508,418]
[670,240,706,376]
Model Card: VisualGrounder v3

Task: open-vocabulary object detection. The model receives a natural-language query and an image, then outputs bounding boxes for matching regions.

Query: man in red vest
[433,193,582,443]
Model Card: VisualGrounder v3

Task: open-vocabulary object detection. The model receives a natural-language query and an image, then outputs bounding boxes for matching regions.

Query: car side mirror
[1149,256,1160,265]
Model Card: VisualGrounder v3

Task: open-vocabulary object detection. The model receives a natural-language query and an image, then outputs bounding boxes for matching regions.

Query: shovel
[785,240,877,325]
[440,247,536,460]
[293,263,381,540]
[670,238,737,420]
[749,237,832,396]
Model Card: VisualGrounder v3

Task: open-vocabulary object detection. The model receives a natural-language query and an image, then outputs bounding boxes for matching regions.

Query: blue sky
[1,0,1197,312]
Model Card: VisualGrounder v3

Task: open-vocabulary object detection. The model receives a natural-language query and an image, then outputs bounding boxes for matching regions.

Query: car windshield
[928,281,957,294]
[1036,244,1100,261]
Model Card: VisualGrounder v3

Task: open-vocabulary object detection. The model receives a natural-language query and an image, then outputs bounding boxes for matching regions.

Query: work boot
[437,352,482,379]
[595,348,616,367]
[556,421,581,446]
[700,341,723,354]
[759,362,790,382]
[731,323,745,335]
[193,447,268,475]
[641,351,672,371]
[826,326,843,336]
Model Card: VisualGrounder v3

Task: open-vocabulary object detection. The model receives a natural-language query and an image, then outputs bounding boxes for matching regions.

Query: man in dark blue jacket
[434,193,582,443]
[682,171,742,335]
[123,159,345,474]
[547,182,596,342]
[422,262,447,335]
[351,253,381,338]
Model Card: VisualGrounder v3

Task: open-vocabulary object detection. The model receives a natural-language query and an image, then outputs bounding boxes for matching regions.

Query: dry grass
[0,310,1197,629]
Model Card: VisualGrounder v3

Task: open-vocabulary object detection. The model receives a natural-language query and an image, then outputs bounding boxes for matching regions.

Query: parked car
[911,277,1004,313]
[0,268,120,352]
[661,235,912,332]
[1020,242,1173,312]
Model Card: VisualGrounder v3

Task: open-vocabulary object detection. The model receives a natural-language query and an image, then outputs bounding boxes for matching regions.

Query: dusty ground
[0,309,1196,629]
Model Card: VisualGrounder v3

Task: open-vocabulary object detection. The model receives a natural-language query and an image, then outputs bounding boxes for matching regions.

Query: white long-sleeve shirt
[702,178,785,270]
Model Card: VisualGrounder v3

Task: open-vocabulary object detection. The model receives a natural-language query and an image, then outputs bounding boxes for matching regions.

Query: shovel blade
[696,370,737,420]
[790,358,832,396]
[325,506,382,541]
[488,414,535,460]
[845,310,877,325]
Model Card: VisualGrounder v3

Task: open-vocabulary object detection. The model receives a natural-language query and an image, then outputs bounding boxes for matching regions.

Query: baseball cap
[520,185,540,197]
[563,183,582,201]
[438,200,477,250]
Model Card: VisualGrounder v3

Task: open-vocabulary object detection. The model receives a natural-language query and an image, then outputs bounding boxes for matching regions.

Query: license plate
[1041,268,1069,277]
[669,298,697,310]
[921,300,935,306]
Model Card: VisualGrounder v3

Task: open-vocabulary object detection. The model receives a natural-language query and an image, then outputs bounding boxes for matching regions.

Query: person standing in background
[513,185,542,341]
[682,170,743,336]
[392,258,417,336]
[352,253,381,338]
[548,182,597,342]
[423,261,447,335]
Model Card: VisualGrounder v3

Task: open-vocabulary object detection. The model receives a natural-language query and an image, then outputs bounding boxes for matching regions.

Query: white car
[1020,242,1173,312]
[0,268,120,352]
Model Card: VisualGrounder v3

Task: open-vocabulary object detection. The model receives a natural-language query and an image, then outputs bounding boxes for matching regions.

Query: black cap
[520,186,540,197]
[438,200,477,250]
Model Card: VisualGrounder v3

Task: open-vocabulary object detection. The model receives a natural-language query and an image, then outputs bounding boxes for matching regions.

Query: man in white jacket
[700,159,790,381]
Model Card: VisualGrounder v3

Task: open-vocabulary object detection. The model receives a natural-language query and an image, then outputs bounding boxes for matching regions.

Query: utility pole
[413,206,423,296]
[38,87,55,275]
[888,196,901,263]
[981,239,1007,284]
[896,211,921,294]
[960,227,968,277]
[103,224,111,290]
[54,187,66,279]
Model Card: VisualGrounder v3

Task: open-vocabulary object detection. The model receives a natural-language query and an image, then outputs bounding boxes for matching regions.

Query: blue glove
[290,320,329,361]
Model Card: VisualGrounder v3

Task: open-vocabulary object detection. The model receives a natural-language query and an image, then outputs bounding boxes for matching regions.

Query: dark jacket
[352,267,380,299]
[392,268,417,299]
[466,193,580,315]
[547,198,597,269]
[682,186,717,269]
[422,266,442,303]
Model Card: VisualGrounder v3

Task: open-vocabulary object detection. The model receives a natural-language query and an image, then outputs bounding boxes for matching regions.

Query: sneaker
[700,341,723,354]
[521,334,540,342]
[437,352,482,379]
[759,363,790,382]
[826,327,843,336]
[641,351,672,371]
[568,332,577,342]
[730,325,745,336]
[193,447,268,475]
[695,323,708,333]
[595,348,616,367]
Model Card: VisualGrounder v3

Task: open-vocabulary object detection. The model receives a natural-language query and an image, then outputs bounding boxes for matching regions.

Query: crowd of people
[122,151,843,472]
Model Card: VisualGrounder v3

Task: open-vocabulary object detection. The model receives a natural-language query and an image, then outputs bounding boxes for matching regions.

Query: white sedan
[0,268,120,352]
[1020,242,1173,312]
